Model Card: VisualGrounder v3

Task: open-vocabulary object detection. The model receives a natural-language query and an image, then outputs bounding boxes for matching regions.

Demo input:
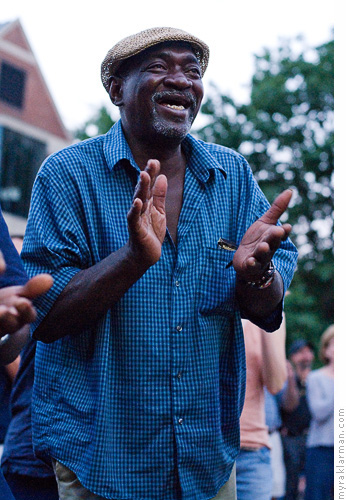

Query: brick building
[0,18,71,234]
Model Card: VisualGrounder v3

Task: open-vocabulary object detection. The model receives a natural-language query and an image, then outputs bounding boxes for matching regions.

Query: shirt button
[176,325,182,332]
[175,280,180,287]
[177,371,182,379]
[178,418,184,425]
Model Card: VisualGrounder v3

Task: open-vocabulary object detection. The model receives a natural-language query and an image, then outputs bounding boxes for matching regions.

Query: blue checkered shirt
[22,120,297,500]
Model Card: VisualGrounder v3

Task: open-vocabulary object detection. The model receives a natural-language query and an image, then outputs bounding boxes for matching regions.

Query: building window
[0,127,47,217]
[0,61,26,109]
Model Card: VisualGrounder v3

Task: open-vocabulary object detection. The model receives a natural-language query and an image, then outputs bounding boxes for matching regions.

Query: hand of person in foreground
[233,189,293,281]
[0,250,5,274]
[127,159,168,266]
[0,274,53,335]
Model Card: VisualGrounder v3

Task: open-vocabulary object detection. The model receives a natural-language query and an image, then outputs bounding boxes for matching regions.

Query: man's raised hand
[233,189,293,281]
[127,160,167,266]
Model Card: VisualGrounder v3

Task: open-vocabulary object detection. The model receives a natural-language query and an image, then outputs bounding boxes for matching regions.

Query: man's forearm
[34,244,152,343]
[235,270,284,321]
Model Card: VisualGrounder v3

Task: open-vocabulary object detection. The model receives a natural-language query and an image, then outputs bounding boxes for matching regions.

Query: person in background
[0,238,24,460]
[1,237,59,500]
[0,209,53,500]
[264,387,286,500]
[0,349,17,459]
[304,325,334,500]
[280,339,314,500]
[236,317,287,500]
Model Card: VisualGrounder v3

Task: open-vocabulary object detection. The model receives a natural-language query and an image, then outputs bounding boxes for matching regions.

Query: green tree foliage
[75,105,117,141]
[196,36,334,351]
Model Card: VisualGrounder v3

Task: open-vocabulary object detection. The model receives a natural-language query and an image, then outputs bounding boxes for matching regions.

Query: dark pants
[3,473,59,500]
[281,434,307,500]
[0,469,14,500]
[304,446,334,500]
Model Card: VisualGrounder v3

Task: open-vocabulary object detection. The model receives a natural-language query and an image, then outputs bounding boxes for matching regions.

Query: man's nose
[163,70,192,89]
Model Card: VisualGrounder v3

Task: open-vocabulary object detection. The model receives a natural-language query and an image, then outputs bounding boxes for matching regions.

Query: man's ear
[109,76,124,106]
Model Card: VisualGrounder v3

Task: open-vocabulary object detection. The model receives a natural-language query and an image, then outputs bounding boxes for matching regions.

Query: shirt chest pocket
[196,247,236,317]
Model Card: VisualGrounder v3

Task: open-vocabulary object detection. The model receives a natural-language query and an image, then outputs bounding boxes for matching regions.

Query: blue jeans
[236,447,272,500]
[304,446,334,500]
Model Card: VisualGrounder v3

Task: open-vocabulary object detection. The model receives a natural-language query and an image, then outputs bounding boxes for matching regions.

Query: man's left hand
[233,189,293,281]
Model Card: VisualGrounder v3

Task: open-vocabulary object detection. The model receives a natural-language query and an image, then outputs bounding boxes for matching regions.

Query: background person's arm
[280,361,300,412]
[261,315,287,394]
[0,275,53,364]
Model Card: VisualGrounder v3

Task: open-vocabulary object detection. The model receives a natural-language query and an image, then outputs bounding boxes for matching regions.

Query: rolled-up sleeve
[21,158,92,335]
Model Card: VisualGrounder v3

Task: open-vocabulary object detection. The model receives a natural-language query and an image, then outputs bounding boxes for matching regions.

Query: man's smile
[153,90,197,114]
[162,104,185,110]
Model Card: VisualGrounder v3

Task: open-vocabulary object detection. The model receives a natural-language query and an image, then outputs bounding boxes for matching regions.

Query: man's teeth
[164,104,185,110]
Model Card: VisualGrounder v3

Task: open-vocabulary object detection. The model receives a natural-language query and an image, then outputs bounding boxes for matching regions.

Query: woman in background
[304,325,334,500]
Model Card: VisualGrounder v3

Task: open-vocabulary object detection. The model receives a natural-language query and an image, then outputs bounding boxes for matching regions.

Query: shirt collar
[103,120,140,174]
[182,134,227,183]
[103,120,227,183]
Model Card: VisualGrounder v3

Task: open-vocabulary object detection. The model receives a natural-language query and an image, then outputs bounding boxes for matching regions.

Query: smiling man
[110,42,203,142]
[22,27,298,500]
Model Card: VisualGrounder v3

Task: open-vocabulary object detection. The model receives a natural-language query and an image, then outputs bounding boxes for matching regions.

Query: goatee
[151,90,197,139]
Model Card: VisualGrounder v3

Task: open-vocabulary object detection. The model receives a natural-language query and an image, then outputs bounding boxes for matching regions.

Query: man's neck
[123,128,188,179]
[135,146,186,178]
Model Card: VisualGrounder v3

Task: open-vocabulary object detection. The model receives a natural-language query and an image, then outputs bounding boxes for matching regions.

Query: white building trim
[0,114,71,154]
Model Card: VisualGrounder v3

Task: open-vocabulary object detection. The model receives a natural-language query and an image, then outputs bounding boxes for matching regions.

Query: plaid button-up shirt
[22,121,297,499]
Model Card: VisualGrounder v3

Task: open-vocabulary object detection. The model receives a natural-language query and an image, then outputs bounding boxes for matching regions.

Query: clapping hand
[127,159,167,266]
[233,189,293,281]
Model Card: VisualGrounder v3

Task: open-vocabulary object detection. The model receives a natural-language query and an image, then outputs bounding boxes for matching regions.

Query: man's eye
[187,67,201,77]
[148,63,165,70]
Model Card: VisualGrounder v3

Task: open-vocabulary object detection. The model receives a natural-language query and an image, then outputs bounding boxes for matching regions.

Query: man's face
[290,346,314,370]
[112,42,204,144]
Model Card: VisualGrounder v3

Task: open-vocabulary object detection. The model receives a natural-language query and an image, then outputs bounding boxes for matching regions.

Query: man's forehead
[122,41,199,71]
[143,41,198,58]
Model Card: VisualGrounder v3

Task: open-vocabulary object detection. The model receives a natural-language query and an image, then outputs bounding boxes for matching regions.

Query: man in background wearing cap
[280,340,314,500]
[22,27,297,500]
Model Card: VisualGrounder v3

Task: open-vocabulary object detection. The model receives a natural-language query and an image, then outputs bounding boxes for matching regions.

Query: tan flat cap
[101,27,209,92]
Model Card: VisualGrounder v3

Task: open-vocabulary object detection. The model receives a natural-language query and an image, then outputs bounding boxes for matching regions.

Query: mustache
[152,90,198,110]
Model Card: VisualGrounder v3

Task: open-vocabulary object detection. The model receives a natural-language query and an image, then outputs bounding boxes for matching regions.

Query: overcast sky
[2,0,334,131]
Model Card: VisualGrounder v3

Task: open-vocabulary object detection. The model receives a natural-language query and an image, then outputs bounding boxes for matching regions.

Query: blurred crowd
[237,320,334,500]
[265,330,334,500]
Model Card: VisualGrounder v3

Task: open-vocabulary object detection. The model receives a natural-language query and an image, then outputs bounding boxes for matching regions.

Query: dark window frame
[0,61,27,109]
